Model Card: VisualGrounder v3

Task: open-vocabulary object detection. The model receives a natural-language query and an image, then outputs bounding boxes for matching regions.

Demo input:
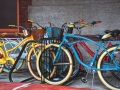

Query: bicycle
[62,21,120,82]
[36,20,118,82]
[35,20,100,84]
[1,35,26,73]
[36,20,120,89]
[0,33,13,73]
[0,24,45,80]
[9,19,63,81]
[57,20,120,82]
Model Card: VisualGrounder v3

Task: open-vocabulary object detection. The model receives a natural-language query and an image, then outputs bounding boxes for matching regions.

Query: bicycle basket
[46,27,64,39]
[32,28,45,40]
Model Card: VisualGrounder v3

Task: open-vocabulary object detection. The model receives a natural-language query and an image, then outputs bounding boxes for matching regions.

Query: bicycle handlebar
[8,24,38,31]
[61,20,101,34]
[8,25,28,30]
[62,20,101,28]
[61,19,83,28]
[28,19,45,29]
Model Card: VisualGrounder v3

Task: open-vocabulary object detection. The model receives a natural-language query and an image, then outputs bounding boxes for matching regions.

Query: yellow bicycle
[0,24,45,80]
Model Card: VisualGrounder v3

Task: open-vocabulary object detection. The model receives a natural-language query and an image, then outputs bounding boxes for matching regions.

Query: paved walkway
[0,69,109,90]
[0,82,91,90]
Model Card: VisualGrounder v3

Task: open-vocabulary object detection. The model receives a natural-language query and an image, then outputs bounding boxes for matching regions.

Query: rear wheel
[36,44,73,85]
[27,43,44,80]
[97,45,120,90]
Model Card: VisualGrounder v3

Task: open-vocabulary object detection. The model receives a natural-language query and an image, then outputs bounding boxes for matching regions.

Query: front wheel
[36,44,73,85]
[97,45,120,90]
[26,43,44,80]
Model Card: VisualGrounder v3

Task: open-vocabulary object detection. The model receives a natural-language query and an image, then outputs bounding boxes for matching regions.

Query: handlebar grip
[77,19,84,23]
[8,25,16,27]
[47,20,51,23]
[67,23,74,27]
[28,20,34,22]
[96,21,102,24]
[91,21,101,25]
[38,27,42,29]
[1,33,7,37]
[81,23,89,27]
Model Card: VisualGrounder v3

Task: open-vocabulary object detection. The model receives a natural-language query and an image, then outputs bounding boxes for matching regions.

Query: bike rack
[9,38,60,83]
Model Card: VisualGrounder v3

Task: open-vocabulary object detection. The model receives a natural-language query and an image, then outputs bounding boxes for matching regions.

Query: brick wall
[19,0,32,28]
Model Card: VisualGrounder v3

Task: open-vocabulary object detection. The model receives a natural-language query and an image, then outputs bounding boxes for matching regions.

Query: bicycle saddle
[95,33,112,40]
[104,30,111,34]
[105,29,120,37]
[95,29,120,40]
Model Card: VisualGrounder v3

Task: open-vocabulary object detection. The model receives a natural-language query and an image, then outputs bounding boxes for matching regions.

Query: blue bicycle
[36,21,120,90]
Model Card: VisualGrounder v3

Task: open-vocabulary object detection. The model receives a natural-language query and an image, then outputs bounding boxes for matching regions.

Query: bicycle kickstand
[91,70,95,89]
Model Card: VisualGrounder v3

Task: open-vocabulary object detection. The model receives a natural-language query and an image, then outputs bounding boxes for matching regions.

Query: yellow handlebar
[38,27,42,29]
[47,20,51,23]
[80,23,89,27]
[8,25,16,27]
[28,20,34,22]
[67,23,74,28]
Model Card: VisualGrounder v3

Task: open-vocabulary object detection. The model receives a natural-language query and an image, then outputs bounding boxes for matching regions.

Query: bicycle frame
[71,40,111,70]
[75,40,117,58]
[0,35,38,64]
[55,33,120,71]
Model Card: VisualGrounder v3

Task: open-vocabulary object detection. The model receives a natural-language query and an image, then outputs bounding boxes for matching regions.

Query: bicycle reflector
[78,19,83,23]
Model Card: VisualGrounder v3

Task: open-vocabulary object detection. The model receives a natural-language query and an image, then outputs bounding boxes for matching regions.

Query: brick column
[19,0,32,28]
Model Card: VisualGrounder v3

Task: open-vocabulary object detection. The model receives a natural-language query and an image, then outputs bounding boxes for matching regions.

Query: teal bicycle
[36,20,120,90]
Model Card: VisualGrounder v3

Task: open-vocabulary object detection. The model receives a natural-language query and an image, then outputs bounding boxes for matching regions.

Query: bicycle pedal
[81,77,87,83]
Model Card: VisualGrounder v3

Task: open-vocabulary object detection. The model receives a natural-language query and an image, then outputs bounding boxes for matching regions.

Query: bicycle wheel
[36,44,73,85]
[26,43,44,80]
[97,45,120,90]
[0,47,5,73]
[37,44,82,80]
[55,46,81,79]
[2,41,24,72]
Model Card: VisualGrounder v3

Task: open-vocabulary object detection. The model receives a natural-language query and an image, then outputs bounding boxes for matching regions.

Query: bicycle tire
[2,41,24,72]
[47,46,75,80]
[40,44,82,80]
[27,43,44,80]
[0,47,5,73]
[36,44,73,85]
[97,45,120,90]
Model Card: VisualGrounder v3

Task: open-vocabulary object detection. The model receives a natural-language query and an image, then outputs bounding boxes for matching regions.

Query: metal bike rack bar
[9,38,60,83]
[8,39,47,82]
